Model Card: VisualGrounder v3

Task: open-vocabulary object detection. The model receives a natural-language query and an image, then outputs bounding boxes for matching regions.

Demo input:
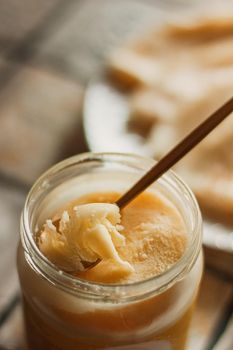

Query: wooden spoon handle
[117,96,233,209]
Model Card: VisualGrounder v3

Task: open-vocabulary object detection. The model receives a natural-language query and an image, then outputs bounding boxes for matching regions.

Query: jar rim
[21,152,202,303]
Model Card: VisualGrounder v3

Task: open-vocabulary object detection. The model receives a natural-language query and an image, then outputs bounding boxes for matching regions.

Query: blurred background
[0,0,232,349]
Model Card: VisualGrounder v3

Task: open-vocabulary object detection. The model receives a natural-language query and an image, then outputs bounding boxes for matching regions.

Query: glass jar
[17,153,203,350]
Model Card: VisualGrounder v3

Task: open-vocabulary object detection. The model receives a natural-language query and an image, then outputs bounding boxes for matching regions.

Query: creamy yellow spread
[38,192,187,284]
[39,203,133,277]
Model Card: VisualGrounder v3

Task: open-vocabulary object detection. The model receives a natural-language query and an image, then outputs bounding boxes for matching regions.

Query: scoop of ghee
[38,203,133,275]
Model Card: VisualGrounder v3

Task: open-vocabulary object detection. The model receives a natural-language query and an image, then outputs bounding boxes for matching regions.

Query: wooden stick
[116,96,233,209]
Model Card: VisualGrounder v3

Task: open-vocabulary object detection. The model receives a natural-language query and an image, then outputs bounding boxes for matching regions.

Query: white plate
[83,80,233,272]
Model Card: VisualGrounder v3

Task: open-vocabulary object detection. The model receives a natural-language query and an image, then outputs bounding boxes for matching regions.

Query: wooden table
[0,1,232,349]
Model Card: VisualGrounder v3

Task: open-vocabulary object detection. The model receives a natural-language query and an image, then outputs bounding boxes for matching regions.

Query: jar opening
[21,153,202,302]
